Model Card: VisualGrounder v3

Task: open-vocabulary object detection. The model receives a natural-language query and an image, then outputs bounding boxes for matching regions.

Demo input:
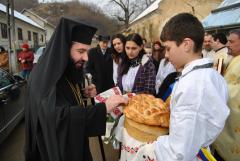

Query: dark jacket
[0,51,9,70]
[118,55,156,95]
[86,46,115,94]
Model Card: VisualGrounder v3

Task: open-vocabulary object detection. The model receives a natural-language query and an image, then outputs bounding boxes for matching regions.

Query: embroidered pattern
[121,144,139,154]
[142,155,155,161]
[121,142,154,154]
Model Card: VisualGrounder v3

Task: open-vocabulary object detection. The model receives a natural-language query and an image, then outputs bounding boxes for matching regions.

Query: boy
[154,13,230,161]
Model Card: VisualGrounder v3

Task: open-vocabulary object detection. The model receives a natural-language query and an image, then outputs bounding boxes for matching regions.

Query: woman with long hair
[111,33,126,85]
[117,33,156,94]
[152,41,165,72]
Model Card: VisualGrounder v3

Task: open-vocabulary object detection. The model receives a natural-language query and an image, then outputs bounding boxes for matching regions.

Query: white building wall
[0,11,45,50]
[22,10,55,42]
[45,24,54,42]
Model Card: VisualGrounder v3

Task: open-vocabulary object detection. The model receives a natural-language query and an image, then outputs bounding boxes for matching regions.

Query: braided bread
[124,117,169,142]
[124,94,169,127]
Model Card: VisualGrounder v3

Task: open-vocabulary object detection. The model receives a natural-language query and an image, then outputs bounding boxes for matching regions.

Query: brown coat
[0,52,9,70]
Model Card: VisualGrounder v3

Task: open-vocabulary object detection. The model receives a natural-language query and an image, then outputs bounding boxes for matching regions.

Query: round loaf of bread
[124,117,169,142]
[124,94,170,127]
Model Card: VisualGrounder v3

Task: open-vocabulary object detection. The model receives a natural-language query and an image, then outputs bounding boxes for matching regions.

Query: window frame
[27,30,31,41]
[0,23,8,39]
[17,28,23,40]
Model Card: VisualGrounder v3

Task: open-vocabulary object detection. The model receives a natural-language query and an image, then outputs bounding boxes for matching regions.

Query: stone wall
[127,0,222,43]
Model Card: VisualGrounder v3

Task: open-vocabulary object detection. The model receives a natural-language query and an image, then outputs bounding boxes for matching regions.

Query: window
[28,31,31,41]
[41,34,44,42]
[17,28,23,40]
[0,23,8,39]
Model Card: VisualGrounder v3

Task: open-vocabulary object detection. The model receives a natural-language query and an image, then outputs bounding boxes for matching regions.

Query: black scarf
[129,55,142,67]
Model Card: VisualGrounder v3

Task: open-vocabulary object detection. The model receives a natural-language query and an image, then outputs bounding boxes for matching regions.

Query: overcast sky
[38,0,108,8]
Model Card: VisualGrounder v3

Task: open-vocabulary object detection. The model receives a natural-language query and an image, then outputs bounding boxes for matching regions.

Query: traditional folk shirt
[155,58,230,161]
[213,55,240,161]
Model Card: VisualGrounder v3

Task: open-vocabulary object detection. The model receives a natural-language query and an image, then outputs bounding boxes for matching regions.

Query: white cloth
[155,58,230,161]
[122,65,140,92]
[202,49,215,58]
[115,116,157,161]
[155,58,176,93]
[113,60,118,85]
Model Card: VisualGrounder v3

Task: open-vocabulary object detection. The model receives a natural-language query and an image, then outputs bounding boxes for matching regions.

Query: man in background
[202,33,215,58]
[211,33,232,71]
[86,35,114,94]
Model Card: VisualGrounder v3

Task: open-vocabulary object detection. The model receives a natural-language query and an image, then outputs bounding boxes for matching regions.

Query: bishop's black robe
[24,17,106,161]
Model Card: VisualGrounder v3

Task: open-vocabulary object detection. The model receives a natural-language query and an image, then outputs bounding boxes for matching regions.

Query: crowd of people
[86,32,174,97]
[8,12,238,161]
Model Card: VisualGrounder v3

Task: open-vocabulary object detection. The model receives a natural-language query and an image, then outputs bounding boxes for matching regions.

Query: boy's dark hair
[212,33,227,45]
[160,13,204,53]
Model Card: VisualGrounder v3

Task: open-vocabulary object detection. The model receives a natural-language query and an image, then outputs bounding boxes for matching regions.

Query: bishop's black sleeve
[85,103,106,136]
[69,103,106,137]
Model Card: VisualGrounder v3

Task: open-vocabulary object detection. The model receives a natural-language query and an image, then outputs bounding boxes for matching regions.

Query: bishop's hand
[105,95,128,113]
[84,84,97,98]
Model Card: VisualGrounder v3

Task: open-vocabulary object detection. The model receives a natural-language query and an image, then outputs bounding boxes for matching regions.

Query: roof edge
[130,0,161,25]
[21,9,55,28]
[212,2,240,13]
[204,23,240,31]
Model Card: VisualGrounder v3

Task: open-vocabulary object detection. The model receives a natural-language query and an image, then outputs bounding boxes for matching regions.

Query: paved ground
[0,120,25,161]
[0,120,119,161]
